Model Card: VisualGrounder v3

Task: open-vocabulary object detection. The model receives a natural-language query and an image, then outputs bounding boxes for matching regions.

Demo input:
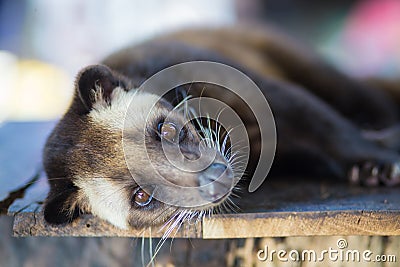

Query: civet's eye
[133,188,153,206]
[157,122,178,142]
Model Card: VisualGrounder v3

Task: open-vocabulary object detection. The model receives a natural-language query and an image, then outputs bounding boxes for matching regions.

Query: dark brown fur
[44,26,400,228]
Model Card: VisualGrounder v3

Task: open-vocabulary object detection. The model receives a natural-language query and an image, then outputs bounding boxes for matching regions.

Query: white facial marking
[88,87,161,131]
[75,175,131,229]
[83,87,163,229]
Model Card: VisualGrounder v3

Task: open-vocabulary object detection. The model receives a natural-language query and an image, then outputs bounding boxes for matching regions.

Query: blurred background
[0,0,399,123]
[1,1,400,266]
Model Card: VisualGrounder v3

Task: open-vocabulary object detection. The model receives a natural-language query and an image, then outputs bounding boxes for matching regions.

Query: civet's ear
[75,64,129,113]
[43,185,80,225]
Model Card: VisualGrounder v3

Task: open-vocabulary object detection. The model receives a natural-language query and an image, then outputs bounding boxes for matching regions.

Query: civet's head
[43,65,236,229]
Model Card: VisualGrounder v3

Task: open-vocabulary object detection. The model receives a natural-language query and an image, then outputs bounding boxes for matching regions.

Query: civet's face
[43,65,235,229]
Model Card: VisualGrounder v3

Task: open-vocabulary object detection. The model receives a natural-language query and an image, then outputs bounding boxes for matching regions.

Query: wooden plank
[12,212,202,238]
[0,121,55,203]
[202,210,400,238]
[232,179,400,213]
[3,121,400,238]
[202,179,400,238]
[7,169,48,215]
[11,179,400,237]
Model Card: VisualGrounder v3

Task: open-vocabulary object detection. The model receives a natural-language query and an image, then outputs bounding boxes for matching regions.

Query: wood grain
[2,121,400,237]
[12,212,202,238]
[203,211,400,238]
[0,121,55,203]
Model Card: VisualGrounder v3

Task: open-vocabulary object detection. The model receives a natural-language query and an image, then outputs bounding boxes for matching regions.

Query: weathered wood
[0,121,55,207]
[10,178,400,237]
[201,178,400,238]
[12,212,202,238]
[203,211,400,238]
[7,169,48,215]
[0,121,56,200]
[2,121,400,238]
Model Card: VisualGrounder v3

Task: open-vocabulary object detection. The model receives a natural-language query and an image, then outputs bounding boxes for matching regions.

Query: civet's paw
[348,161,400,186]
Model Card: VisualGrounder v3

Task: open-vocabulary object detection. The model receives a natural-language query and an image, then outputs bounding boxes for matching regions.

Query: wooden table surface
[1,121,400,237]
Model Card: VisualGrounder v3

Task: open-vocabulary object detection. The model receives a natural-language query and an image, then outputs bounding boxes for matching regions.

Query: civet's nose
[206,163,227,176]
[198,163,233,203]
